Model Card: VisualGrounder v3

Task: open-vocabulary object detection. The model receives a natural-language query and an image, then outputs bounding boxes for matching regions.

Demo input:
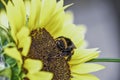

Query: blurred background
[65,0,120,80]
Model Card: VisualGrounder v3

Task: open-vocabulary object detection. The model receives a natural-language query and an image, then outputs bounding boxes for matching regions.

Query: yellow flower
[0,0,105,80]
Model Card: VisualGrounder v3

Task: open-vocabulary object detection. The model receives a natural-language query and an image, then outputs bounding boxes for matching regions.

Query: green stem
[88,58,120,62]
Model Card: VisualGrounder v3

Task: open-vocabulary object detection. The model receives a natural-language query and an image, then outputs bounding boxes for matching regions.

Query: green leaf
[4,55,17,67]
[0,25,13,53]
[11,65,20,80]
[4,55,22,80]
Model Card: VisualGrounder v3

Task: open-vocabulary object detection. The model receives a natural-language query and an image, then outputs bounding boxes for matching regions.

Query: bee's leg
[66,51,74,61]
[66,55,72,61]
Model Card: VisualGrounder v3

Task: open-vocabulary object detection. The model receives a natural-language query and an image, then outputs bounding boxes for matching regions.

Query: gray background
[65,0,120,80]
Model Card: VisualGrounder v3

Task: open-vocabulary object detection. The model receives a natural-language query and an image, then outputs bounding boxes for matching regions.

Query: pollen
[26,28,71,80]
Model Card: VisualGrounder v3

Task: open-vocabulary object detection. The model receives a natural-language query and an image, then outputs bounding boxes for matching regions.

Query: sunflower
[0,0,105,80]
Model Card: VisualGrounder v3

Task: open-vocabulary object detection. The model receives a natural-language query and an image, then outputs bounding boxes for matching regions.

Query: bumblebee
[55,36,76,61]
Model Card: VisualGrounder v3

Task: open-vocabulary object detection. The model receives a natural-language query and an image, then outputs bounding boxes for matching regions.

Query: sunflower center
[26,28,71,80]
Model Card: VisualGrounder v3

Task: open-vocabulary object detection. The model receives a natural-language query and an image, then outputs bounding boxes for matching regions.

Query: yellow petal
[16,27,30,42]
[4,47,22,64]
[56,0,64,10]
[21,37,31,56]
[64,11,74,26]
[28,0,41,30]
[44,10,65,35]
[69,48,99,65]
[39,0,56,27]
[11,27,17,43]
[18,36,31,56]
[27,71,53,80]
[16,26,31,56]
[0,10,9,28]
[71,74,99,80]
[56,1,73,12]
[12,0,26,25]
[24,59,43,74]
[6,1,15,28]
[6,1,26,43]
[6,1,24,32]
[72,48,99,59]
[71,63,105,74]
[6,1,17,43]
[24,0,31,16]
